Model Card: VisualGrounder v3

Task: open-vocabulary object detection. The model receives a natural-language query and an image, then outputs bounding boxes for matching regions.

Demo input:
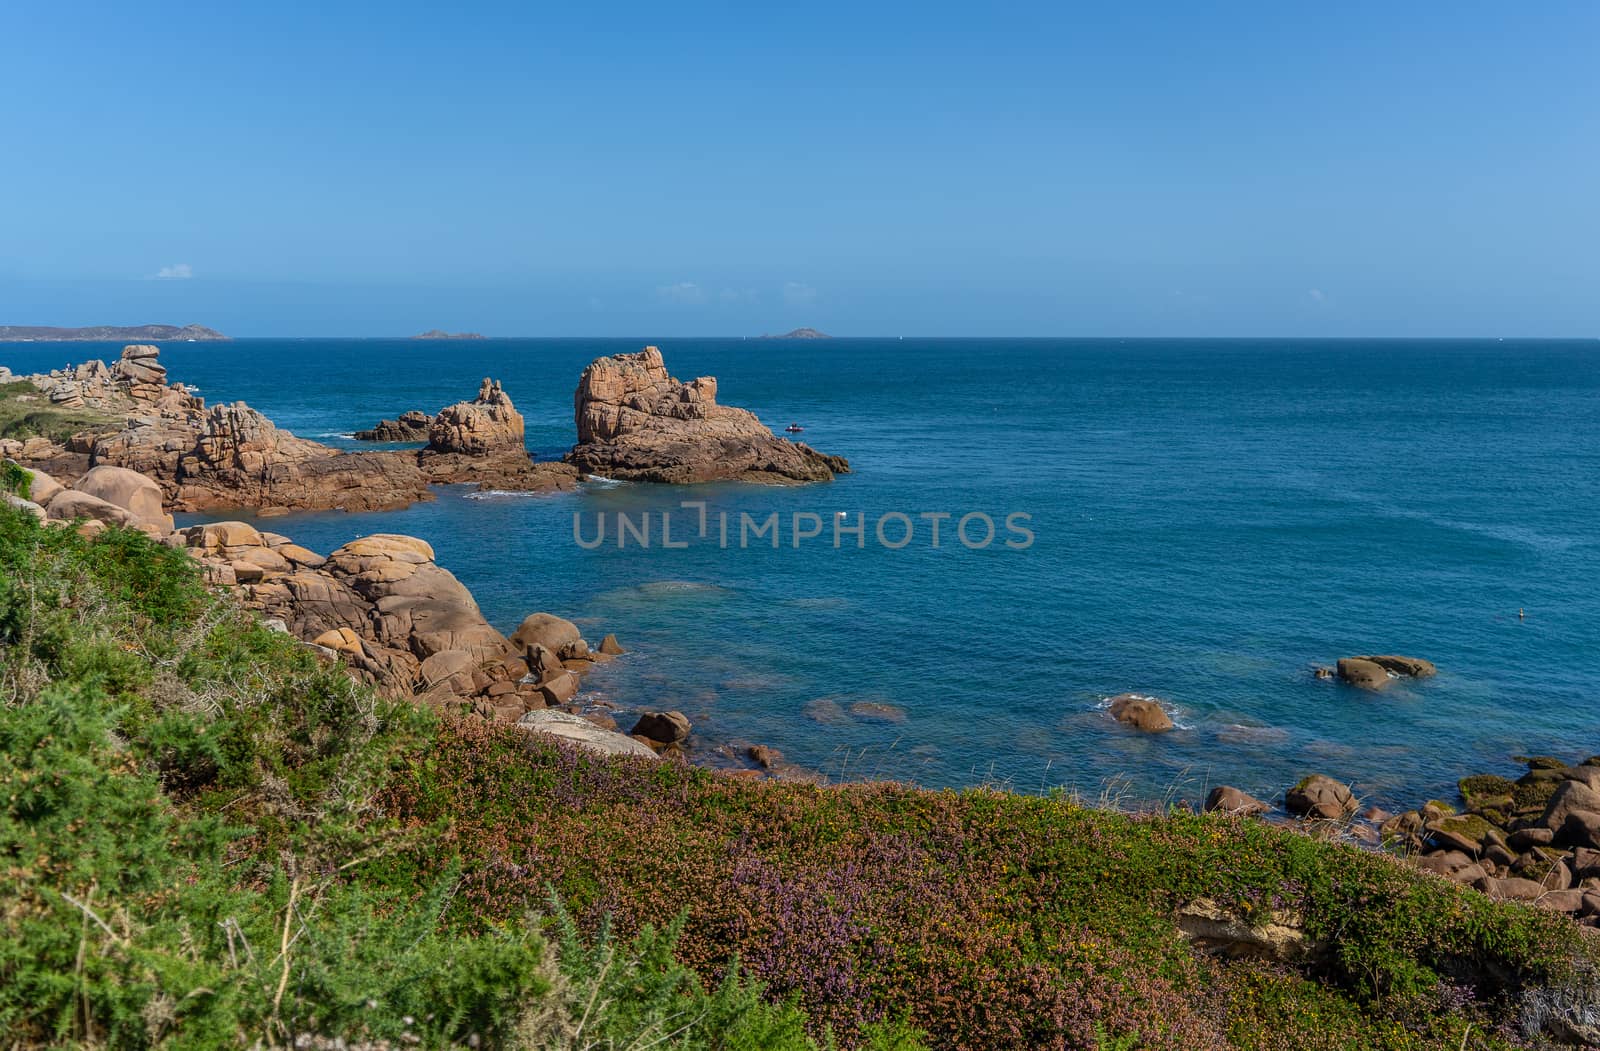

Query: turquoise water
[6,337,1599,808]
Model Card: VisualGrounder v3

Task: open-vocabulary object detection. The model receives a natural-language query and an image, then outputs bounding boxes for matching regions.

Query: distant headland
[762,327,830,339]
[414,329,486,340]
[0,324,227,342]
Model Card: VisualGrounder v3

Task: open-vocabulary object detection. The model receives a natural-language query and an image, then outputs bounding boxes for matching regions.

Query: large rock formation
[566,346,849,484]
[427,378,524,456]
[177,525,625,728]
[92,400,429,513]
[360,379,580,493]
[10,345,432,514]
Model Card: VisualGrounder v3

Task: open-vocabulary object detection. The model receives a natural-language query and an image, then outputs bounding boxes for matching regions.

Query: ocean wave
[314,431,357,440]
[582,475,627,488]
[465,489,538,500]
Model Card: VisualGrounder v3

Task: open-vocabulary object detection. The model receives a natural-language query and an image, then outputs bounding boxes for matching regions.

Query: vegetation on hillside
[0,378,121,442]
[1,498,1597,1049]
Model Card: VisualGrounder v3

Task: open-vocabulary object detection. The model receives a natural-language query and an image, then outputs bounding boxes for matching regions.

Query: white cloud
[152,263,193,280]
[657,281,705,305]
[782,281,817,306]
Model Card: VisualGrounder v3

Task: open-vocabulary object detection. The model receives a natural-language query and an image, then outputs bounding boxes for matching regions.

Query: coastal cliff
[566,345,849,483]
[2,347,574,511]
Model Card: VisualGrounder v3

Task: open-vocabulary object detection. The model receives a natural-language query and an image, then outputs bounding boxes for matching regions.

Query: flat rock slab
[519,709,658,759]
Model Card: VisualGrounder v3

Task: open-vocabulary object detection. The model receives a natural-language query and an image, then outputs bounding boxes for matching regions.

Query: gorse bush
[0,506,912,1050]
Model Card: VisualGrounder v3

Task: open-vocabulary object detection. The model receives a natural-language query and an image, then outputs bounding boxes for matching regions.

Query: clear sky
[2,1,1596,337]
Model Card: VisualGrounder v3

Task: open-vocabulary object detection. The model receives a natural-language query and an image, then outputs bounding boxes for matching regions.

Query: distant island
[414,329,486,340]
[763,328,830,339]
[0,323,227,342]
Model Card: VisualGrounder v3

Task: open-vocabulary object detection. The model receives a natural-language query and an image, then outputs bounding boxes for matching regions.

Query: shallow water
[6,337,1598,808]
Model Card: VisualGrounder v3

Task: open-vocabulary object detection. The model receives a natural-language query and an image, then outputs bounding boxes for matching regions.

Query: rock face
[566,346,849,484]
[355,410,432,442]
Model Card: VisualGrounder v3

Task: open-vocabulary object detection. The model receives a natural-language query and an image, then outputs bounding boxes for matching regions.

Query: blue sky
[1,2,1596,336]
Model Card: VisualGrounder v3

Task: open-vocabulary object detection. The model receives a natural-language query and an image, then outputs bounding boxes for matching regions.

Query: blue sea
[6,337,1599,809]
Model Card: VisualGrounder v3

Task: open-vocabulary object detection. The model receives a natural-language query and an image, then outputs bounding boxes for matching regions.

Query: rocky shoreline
[6,339,1597,925]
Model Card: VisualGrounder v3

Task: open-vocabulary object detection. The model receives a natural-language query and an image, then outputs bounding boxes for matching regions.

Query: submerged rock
[1335,654,1436,690]
[1106,693,1174,733]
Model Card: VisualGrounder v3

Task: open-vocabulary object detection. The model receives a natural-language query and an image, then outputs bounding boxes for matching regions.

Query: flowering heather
[377,718,1593,1050]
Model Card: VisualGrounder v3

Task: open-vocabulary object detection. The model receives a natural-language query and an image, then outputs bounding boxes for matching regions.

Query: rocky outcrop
[415,379,580,493]
[1336,654,1437,691]
[355,410,432,442]
[9,351,578,513]
[173,523,632,734]
[427,379,524,456]
[11,346,433,514]
[1370,755,1600,924]
[566,346,848,484]
[1106,693,1174,733]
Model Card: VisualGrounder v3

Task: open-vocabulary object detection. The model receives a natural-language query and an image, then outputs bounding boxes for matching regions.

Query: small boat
[784,423,805,433]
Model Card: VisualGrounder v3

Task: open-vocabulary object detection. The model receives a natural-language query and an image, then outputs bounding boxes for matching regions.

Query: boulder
[1475,876,1547,902]
[3,492,46,521]
[631,710,692,745]
[312,627,365,658]
[566,345,848,484]
[1335,658,1391,691]
[538,670,581,705]
[1413,852,1486,884]
[599,633,625,656]
[418,650,478,695]
[1542,780,1600,836]
[46,489,141,529]
[1285,775,1357,820]
[21,466,63,504]
[72,465,173,532]
[747,744,782,770]
[1362,655,1437,678]
[1106,693,1174,733]
[1204,786,1269,817]
[190,521,265,550]
[511,613,582,655]
[1560,811,1600,851]
[518,709,658,759]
